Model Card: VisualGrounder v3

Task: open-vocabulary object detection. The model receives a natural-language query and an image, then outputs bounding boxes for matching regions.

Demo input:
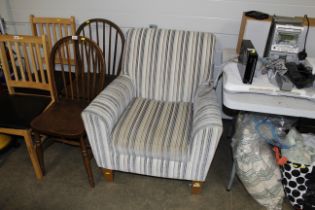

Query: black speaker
[237,40,258,84]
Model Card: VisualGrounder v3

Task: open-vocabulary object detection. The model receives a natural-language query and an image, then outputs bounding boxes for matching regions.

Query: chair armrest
[192,84,222,137]
[189,84,223,180]
[81,75,135,168]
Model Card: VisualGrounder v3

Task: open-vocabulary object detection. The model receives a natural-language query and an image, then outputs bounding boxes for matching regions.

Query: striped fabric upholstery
[82,28,223,182]
[82,75,135,165]
[112,98,192,161]
[122,28,215,102]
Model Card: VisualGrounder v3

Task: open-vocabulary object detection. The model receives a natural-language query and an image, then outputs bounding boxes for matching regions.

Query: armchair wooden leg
[102,168,114,182]
[191,181,203,194]
[24,130,43,179]
[34,132,45,175]
[79,136,95,188]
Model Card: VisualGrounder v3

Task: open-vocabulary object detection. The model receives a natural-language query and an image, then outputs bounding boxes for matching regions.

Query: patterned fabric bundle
[232,113,285,210]
[82,28,222,181]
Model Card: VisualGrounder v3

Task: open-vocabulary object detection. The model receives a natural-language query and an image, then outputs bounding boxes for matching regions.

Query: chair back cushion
[121,28,215,102]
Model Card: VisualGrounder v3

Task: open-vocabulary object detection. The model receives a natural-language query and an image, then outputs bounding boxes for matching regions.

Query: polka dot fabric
[280,161,315,209]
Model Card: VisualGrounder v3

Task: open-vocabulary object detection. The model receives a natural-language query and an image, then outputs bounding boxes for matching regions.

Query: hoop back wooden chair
[30,15,76,52]
[76,18,124,85]
[0,34,55,179]
[31,36,105,187]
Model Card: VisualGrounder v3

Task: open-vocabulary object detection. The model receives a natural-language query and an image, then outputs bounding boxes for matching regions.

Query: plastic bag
[232,113,286,210]
[253,114,296,149]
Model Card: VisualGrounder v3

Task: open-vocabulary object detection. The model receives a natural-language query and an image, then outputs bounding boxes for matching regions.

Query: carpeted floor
[0,121,292,210]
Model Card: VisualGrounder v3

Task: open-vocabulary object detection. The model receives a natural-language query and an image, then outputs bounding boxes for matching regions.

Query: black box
[237,40,258,84]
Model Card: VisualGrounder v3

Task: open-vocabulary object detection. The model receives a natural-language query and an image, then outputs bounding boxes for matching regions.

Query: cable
[298,15,310,60]
[212,56,238,90]
[303,15,310,51]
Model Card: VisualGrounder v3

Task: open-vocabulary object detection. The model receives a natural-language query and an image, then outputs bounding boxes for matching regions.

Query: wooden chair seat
[31,100,88,139]
[0,94,51,129]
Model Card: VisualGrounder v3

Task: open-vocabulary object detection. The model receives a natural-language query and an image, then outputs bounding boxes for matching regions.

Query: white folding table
[222,62,315,190]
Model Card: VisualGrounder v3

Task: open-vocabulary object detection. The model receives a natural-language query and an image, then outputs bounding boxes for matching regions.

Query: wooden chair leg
[79,136,95,187]
[101,168,114,182]
[34,132,45,175]
[191,181,203,194]
[24,130,43,179]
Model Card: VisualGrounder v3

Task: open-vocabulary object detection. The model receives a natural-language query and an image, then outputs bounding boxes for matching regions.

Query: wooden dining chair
[30,14,77,92]
[31,36,105,187]
[30,15,76,52]
[76,18,124,85]
[0,34,55,179]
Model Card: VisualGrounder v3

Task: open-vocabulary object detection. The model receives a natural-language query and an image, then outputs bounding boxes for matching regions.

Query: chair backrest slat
[15,42,26,81]
[52,24,58,45]
[28,42,39,83]
[46,24,53,49]
[96,21,99,46]
[108,26,112,74]
[35,43,46,83]
[6,41,19,81]
[113,31,118,76]
[22,43,32,81]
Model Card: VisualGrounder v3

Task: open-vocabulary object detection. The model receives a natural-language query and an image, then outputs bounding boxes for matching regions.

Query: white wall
[1,0,315,68]
[1,0,315,117]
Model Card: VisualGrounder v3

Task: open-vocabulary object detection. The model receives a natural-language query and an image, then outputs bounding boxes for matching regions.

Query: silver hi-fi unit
[264,16,304,62]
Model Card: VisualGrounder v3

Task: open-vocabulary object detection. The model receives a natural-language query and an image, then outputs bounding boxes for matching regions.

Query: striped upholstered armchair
[82,28,223,193]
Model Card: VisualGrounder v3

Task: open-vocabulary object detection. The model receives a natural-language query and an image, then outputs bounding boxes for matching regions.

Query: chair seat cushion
[0,94,51,129]
[31,100,88,139]
[112,98,193,161]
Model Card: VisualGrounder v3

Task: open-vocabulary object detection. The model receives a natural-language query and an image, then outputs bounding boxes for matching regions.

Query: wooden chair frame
[31,36,105,187]
[0,34,56,179]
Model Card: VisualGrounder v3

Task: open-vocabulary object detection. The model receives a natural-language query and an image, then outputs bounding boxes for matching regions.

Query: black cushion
[0,94,51,129]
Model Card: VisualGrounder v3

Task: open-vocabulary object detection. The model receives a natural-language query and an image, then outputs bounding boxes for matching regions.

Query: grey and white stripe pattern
[82,75,135,167]
[122,28,215,102]
[82,28,222,181]
[112,98,193,161]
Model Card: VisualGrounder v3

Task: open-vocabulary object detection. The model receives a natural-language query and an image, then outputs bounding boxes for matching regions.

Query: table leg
[226,161,236,191]
[225,114,238,191]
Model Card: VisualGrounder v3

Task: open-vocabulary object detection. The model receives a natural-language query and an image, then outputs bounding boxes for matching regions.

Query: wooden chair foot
[34,132,45,175]
[102,168,114,182]
[191,181,203,194]
[80,137,95,188]
[24,130,43,179]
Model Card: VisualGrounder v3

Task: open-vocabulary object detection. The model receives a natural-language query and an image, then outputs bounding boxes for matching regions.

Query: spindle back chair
[76,18,124,85]
[0,34,55,180]
[31,36,105,187]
